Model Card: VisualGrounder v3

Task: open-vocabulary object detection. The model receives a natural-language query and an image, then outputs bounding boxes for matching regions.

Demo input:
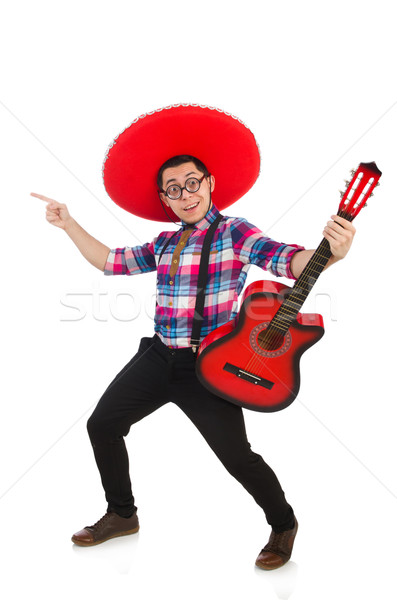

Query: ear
[209,174,215,192]
[159,192,170,208]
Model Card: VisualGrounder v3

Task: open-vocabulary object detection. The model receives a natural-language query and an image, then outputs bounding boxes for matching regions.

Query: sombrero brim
[102,104,261,222]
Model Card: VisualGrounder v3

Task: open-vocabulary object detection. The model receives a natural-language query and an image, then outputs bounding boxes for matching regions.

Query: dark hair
[157,155,209,190]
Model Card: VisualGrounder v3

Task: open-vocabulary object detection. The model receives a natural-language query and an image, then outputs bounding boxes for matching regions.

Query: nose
[181,186,192,200]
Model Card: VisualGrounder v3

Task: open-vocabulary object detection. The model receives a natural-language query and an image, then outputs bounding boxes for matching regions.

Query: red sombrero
[102,104,261,222]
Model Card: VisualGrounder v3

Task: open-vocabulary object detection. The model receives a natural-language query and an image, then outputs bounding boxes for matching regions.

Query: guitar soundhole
[257,331,284,351]
[249,323,292,357]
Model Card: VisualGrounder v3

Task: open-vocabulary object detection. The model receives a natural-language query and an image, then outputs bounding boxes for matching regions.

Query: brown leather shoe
[255,518,298,570]
[72,511,139,547]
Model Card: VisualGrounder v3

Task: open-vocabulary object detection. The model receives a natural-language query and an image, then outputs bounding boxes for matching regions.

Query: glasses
[161,175,207,200]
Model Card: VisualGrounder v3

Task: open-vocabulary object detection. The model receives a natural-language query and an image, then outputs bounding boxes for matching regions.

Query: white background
[1,1,396,598]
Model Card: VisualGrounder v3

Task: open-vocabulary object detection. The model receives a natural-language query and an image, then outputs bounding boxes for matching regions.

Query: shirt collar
[181,204,220,232]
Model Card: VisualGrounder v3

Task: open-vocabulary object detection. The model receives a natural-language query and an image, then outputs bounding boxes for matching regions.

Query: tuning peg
[344,179,351,187]
[350,169,356,176]
[339,190,345,197]
[376,182,380,187]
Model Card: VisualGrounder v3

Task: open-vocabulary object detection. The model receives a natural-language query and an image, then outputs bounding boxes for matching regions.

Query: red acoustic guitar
[196,162,382,412]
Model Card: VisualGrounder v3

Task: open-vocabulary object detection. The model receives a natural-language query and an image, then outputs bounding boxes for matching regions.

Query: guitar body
[196,280,325,412]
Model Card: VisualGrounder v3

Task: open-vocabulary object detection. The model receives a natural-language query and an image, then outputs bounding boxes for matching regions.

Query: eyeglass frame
[159,174,208,200]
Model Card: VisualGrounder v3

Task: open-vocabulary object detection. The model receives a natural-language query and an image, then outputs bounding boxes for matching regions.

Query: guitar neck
[256,161,381,344]
[269,209,353,335]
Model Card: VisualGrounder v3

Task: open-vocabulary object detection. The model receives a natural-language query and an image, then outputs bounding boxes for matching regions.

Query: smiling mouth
[183,202,199,212]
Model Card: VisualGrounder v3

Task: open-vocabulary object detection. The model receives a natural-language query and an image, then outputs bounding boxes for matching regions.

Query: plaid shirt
[104,205,304,348]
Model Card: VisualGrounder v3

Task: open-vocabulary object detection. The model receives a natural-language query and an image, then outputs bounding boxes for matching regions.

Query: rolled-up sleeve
[104,240,157,276]
[230,218,304,279]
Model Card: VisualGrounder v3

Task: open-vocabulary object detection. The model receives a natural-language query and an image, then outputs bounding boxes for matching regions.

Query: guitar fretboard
[266,209,352,337]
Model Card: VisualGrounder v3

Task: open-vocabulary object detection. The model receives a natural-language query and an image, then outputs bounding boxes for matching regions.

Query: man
[32,105,355,569]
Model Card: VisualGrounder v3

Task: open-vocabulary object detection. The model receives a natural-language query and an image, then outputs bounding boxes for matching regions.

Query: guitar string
[243,207,355,377]
[247,235,338,375]
[242,168,379,376]
[243,196,359,376]
[244,198,373,377]
[244,236,333,375]
[231,168,380,388]
[243,234,332,373]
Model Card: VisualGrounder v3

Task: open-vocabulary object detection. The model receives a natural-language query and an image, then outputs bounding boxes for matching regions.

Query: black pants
[87,335,295,532]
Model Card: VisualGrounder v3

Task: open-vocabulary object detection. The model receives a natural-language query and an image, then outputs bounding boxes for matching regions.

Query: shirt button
[180,242,185,246]
[166,325,170,329]
[168,302,173,306]
[169,280,173,285]
[173,259,178,264]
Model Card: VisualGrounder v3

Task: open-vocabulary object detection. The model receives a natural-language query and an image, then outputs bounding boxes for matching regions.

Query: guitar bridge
[223,363,274,390]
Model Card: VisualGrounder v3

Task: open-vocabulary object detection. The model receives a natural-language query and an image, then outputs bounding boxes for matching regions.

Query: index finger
[30,192,56,203]
[330,214,354,229]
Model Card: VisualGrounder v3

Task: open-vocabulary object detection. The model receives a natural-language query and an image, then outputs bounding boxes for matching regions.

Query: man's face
[159,161,215,225]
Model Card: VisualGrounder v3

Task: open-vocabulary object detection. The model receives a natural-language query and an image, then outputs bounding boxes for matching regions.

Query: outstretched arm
[290,214,356,279]
[32,193,110,272]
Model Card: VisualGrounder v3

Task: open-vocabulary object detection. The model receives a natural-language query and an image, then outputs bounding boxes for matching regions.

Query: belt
[152,334,196,358]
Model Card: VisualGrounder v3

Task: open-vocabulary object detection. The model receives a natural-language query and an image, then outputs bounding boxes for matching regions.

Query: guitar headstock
[338,161,382,221]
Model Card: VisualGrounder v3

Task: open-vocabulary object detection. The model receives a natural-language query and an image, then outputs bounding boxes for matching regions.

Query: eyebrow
[165,171,197,186]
